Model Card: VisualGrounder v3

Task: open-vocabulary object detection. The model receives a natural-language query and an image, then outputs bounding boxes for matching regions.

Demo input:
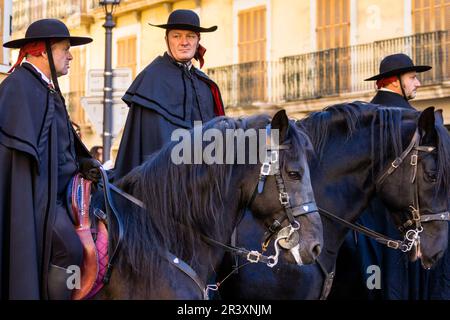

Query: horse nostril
[312,244,321,258]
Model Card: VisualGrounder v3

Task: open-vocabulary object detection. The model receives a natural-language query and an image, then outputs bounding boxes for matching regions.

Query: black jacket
[114,53,224,180]
[371,90,415,109]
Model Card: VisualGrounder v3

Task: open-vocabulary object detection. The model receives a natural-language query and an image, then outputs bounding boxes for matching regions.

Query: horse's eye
[426,171,438,183]
[288,171,302,180]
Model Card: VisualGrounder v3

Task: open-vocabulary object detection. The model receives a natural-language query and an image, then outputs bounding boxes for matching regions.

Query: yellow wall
[198,0,233,68]
[272,0,312,58]
[140,5,172,68]
[355,0,406,44]
[87,20,106,73]
[172,0,196,10]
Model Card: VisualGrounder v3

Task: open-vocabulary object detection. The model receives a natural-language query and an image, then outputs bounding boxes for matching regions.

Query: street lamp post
[100,0,121,162]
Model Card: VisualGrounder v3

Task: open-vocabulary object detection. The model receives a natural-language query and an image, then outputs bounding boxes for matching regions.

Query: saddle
[68,173,109,300]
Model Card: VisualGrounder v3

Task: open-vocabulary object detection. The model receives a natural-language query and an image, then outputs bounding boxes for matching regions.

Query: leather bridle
[244,124,318,258]
[319,128,450,252]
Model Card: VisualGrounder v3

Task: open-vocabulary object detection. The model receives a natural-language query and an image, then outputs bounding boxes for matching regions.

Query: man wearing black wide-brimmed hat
[366,53,431,108]
[0,19,100,299]
[114,9,225,180]
[331,53,450,300]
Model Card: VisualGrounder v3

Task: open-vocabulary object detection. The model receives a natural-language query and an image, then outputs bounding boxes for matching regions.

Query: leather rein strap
[98,167,124,284]
[318,206,405,250]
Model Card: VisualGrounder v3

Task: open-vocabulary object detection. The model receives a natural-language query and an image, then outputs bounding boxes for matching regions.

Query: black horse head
[218,102,449,299]
[303,103,449,269]
[374,107,449,268]
[240,110,323,265]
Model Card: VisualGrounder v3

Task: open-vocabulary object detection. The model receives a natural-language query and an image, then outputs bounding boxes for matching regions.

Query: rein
[98,167,124,284]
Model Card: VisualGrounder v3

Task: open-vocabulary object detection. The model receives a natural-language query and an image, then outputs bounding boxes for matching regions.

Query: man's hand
[79,157,101,183]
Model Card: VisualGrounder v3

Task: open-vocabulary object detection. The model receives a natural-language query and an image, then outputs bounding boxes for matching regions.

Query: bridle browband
[319,128,450,252]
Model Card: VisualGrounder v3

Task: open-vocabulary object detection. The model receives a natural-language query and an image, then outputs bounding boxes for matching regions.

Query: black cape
[330,90,450,299]
[114,53,224,180]
[0,64,90,299]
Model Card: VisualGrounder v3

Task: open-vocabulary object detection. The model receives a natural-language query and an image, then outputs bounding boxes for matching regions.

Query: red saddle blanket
[69,173,109,300]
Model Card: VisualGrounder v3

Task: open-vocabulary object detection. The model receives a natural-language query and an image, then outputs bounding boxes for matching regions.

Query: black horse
[218,102,450,299]
[94,110,323,299]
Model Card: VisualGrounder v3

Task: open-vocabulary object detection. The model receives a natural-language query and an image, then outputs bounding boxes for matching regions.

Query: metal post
[102,10,115,162]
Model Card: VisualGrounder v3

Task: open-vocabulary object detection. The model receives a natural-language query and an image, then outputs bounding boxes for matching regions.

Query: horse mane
[298,102,365,160]
[113,113,312,292]
[434,123,450,193]
[299,101,450,191]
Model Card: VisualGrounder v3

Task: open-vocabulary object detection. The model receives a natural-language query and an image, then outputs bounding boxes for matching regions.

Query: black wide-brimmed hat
[149,9,217,33]
[365,53,431,81]
[3,18,92,48]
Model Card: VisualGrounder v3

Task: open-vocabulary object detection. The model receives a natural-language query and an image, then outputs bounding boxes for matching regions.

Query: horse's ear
[418,107,436,142]
[271,109,289,143]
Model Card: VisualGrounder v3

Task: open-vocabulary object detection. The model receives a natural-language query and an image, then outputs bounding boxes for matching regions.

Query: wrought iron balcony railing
[207,31,449,108]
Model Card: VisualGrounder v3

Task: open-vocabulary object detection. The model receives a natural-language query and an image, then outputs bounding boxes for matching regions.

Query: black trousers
[50,200,83,269]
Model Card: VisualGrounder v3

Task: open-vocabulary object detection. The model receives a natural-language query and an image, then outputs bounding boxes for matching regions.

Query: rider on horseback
[0,19,100,299]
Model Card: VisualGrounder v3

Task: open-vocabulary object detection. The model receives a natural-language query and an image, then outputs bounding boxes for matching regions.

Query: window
[413,0,449,33]
[316,0,351,94]
[117,36,137,78]
[412,0,449,82]
[238,5,266,63]
[69,47,86,125]
[238,6,267,103]
[316,0,350,50]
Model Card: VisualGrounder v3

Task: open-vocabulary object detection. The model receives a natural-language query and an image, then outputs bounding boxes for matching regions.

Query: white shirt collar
[378,87,397,94]
[22,61,52,85]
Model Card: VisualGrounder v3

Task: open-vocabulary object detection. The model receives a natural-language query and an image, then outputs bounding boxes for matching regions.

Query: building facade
[8,0,450,155]
[0,0,12,81]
